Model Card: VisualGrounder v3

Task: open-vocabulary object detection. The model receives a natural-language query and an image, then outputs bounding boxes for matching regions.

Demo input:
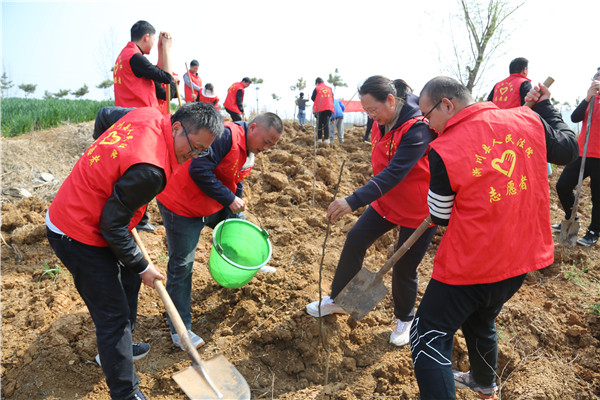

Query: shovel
[131,228,250,400]
[334,216,433,321]
[559,95,595,246]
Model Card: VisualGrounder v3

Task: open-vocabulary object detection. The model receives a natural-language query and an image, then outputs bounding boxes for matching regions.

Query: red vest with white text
[223,82,245,114]
[312,83,335,113]
[49,108,177,247]
[156,122,252,217]
[370,117,431,228]
[491,73,530,109]
[429,102,552,285]
[579,95,600,158]
[114,42,158,108]
[184,70,202,102]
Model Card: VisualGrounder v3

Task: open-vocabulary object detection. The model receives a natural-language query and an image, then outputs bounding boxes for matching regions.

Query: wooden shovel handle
[374,215,433,281]
[524,76,554,108]
[131,228,204,365]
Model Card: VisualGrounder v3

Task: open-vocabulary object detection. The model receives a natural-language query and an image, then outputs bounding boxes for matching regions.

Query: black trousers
[411,274,526,400]
[225,107,243,122]
[315,110,332,140]
[330,206,436,321]
[556,156,600,232]
[47,228,142,400]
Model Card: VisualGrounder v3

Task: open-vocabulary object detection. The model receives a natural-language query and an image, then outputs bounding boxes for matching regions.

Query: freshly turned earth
[1,120,599,399]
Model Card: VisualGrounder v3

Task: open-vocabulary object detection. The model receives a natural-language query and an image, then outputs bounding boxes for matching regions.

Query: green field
[1,98,114,137]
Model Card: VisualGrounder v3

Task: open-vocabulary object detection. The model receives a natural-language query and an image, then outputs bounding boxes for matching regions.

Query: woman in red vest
[311,77,335,143]
[306,75,437,348]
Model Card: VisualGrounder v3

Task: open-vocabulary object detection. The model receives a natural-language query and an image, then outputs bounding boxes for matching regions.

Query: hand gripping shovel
[560,95,595,246]
[131,228,250,400]
[334,216,433,321]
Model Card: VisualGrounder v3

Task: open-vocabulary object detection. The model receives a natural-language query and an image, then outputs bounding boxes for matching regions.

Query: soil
[1,120,599,400]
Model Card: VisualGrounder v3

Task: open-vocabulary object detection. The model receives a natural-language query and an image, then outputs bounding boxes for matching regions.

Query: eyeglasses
[182,125,210,158]
[423,97,453,120]
[364,102,383,117]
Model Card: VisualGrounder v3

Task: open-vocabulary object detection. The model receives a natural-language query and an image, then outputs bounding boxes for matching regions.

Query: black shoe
[95,342,150,366]
[135,222,156,232]
[551,223,561,232]
[577,230,599,246]
[129,388,148,400]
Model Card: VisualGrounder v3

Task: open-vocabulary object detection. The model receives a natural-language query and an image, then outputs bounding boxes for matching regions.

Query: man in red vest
[114,20,174,109]
[183,59,202,102]
[223,77,251,121]
[553,67,600,246]
[311,77,335,143]
[410,76,578,399]
[46,103,223,400]
[487,57,532,109]
[155,112,283,350]
[114,20,174,233]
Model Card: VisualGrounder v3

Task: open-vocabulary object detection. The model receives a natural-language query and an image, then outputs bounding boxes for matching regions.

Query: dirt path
[1,121,599,399]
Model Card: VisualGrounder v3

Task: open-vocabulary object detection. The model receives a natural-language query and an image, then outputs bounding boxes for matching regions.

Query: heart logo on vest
[499,87,508,95]
[491,150,516,177]
[99,131,122,146]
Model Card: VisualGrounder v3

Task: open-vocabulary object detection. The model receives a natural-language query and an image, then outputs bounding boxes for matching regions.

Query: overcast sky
[2,0,598,120]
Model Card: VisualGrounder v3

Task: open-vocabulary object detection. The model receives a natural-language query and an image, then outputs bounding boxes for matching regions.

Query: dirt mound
[1,120,599,399]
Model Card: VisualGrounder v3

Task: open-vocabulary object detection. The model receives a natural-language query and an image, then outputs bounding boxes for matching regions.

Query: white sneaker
[259,265,277,273]
[390,319,412,346]
[305,296,347,317]
[171,330,205,351]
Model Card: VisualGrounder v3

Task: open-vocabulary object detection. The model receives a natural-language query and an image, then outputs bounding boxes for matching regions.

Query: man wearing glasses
[155,112,284,350]
[410,76,577,399]
[46,102,223,400]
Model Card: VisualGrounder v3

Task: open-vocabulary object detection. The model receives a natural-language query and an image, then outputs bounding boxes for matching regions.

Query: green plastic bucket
[208,219,272,288]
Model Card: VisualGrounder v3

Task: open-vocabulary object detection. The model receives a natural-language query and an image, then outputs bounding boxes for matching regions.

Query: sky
[2,0,599,121]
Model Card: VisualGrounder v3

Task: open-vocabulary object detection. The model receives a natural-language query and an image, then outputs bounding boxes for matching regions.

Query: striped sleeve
[428,190,454,222]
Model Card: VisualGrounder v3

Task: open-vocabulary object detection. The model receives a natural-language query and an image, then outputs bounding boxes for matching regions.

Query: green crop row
[1,98,114,137]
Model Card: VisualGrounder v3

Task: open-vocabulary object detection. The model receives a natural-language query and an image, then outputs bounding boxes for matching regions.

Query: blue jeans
[298,109,306,125]
[157,200,243,333]
[46,228,141,400]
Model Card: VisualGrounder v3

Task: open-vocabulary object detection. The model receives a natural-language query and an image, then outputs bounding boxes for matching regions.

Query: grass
[1,97,114,137]
[37,260,68,291]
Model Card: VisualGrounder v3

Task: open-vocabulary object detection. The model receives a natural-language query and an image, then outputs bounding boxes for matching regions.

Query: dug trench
[1,120,600,399]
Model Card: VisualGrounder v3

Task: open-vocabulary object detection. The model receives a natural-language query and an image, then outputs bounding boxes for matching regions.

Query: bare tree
[449,0,525,94]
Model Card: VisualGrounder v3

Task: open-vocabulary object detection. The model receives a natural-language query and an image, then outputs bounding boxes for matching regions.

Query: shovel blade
[172,354,250,400]
[559,218,579,246]
[334,268,389,322]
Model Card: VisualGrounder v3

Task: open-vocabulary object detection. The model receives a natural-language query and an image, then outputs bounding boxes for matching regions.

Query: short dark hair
[358,75,412,102]
[171,102,223,138]
[509,57,528,74]
[250,112,284,135]
[242,77,251,84]
[299,92,304,97]
[420,76,473,105]
[190,59,199,67]
[130,20,156,42]
[204,83,214,91]
[315,77,324,85]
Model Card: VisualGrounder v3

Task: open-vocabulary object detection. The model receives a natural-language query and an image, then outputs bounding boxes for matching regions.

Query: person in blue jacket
[330,98,346,144]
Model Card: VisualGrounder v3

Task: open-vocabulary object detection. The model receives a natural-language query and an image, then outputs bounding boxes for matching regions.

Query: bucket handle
[215,211,269,256]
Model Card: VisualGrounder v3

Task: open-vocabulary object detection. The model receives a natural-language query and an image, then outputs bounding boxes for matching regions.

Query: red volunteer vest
[114,42,158,108]
[370,118,431,228]
[184,70,202,102]
[49,108,178,247]
[312,83,335,113]
[491,73,530,109]
[579,95,600,158]
[156,122,252,217]
[198,89,220,109]
[223,82,245,114]
[430,103,552,285]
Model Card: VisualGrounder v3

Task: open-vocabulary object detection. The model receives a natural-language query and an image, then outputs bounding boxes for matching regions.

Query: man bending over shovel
[46,103,223,400]
[410,77,577,400]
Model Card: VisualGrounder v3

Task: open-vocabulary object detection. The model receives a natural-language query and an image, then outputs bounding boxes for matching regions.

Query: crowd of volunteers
[45,19,596,400]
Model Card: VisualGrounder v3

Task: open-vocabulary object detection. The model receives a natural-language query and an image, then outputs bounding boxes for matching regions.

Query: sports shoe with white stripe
[305,296,347,317]
[453,370,498,399]
[95,342,150,366]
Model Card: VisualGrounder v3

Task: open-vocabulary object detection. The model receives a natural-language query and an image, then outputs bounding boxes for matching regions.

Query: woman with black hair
[306,75,437,347]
